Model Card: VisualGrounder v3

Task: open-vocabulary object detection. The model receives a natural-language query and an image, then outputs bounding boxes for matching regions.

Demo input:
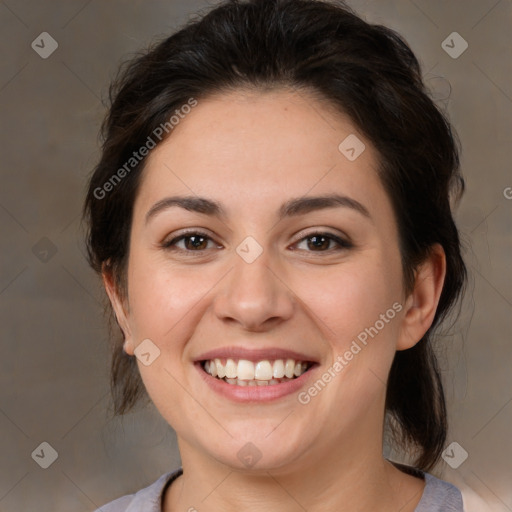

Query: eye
[293,231,352,252]
[161,230,352,254]
[161,231,221,252]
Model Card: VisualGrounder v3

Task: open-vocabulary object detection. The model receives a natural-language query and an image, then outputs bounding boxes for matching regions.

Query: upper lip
[194,346,320,363]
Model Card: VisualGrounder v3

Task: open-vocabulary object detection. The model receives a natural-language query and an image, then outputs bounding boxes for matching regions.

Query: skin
[103,88,446,512]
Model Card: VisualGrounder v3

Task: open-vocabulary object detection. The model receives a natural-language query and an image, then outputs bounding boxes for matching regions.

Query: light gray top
[94,466,464,512]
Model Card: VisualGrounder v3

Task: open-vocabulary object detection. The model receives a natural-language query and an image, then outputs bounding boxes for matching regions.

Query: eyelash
[161,229,353,255]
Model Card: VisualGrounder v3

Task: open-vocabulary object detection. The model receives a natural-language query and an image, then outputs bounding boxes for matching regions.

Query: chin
[203,431,309,473]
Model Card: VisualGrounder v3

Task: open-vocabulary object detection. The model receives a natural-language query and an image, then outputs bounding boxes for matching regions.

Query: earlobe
[396,244,447,351]
[101,263,135,356]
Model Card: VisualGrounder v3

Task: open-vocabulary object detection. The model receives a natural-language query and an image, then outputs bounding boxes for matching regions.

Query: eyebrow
[145,193,371,225]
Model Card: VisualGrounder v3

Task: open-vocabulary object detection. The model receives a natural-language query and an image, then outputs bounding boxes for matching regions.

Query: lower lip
[194,362,319,403]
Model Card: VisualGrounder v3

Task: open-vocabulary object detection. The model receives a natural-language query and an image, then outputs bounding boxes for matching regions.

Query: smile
[202,358,313,386]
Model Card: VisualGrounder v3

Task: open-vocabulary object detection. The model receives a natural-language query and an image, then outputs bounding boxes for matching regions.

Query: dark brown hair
[82,0,467,471]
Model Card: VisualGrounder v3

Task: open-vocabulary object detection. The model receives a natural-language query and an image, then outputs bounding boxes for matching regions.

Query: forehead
[145,87,363,167]
[134,88,388,221]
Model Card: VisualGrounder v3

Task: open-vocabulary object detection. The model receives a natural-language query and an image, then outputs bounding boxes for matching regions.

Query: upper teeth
[204,358,310,380]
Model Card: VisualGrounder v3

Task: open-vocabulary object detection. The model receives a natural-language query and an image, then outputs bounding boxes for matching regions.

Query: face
[108,88,416,474]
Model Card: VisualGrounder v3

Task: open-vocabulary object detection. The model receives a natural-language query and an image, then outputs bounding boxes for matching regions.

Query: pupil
[188,236,206,249]
[309,235,328,250]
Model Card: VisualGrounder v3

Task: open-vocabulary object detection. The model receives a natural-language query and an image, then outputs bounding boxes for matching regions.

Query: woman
[83,0,467,510]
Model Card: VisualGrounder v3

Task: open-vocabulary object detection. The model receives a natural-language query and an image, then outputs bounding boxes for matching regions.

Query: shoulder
[415,472,464,512]
[93,468,183,512]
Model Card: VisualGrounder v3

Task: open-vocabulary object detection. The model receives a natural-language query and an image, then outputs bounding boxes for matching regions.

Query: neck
[164,422,425,512]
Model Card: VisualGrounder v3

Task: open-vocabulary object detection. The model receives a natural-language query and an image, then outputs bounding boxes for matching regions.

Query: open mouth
[201,358,316,386]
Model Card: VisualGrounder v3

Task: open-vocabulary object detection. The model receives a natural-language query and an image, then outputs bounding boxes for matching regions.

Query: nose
[212,245,295,332]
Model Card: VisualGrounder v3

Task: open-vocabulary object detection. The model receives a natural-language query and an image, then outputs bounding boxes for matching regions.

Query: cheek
[308,254,404,395]
[126,253,211,341]
[315,257,402,335]
[125,260,203,420]
[311,263,403,406]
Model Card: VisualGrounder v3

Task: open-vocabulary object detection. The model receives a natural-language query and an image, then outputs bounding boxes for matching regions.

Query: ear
[396,244,447,351]
[101,262,135,355]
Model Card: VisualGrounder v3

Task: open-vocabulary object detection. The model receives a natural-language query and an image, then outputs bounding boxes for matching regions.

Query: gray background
[0,1,510,510]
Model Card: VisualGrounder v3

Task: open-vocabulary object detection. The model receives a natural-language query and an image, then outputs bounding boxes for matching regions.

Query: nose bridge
[213,238,293,330]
